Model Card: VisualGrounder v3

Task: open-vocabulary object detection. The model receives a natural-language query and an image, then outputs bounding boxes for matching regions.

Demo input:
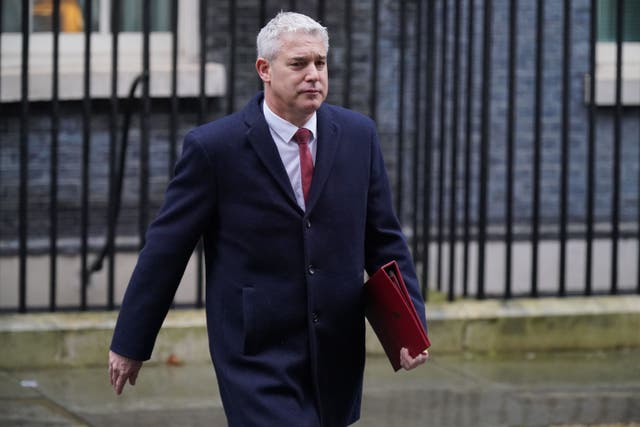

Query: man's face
[257,32,328,126]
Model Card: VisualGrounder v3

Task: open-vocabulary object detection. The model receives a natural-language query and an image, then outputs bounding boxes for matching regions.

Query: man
[109,11,428,426]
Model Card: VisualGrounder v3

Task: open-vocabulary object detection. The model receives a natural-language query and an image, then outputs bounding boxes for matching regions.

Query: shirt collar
[263,101,317,143]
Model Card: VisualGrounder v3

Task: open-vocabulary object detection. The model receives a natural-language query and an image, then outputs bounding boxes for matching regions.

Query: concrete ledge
[1,296,639,369]
[420,295,640,354]
[0,310,208,369]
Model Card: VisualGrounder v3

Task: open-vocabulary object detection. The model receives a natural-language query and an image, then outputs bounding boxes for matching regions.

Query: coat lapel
[243,94,301,211]
[243,94,340,214]
[306,105,339,212]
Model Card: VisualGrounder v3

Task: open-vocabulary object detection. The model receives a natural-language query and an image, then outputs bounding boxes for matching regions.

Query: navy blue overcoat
[111,93,427,426]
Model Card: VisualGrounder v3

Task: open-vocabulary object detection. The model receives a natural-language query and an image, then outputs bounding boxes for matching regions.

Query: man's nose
[305,64,320,81]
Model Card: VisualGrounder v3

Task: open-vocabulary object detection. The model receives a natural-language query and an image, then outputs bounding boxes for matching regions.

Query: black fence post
[107,0,121,311]
[169,0,179,178]
[462,0,474,298]
[139,0,151,252]
[50,0,61,312]
[369,0,379,122]
[196,0,210,309]
[436,0,448,293]
[586,0,596,296]
[447,0,461,302]
[531,0,544,298]
[343,0,353,109]
[317,0,326,23]
[80,0,93,310]
[505,0,517,300]
[19,0,30,313]
[421,0,436,299]
[611,0,624,295]
[411,0,423,263]
[559,0,572,297]
[396,0,407,222]
[477,0,492,300]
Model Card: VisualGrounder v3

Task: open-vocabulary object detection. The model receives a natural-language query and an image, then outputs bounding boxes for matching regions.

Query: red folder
[364,261,431,371]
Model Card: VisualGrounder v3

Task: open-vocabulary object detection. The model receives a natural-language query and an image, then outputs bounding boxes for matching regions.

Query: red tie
[293,128,314,204]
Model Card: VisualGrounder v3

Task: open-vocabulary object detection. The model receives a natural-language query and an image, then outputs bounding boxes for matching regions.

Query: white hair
[256,12,329,61]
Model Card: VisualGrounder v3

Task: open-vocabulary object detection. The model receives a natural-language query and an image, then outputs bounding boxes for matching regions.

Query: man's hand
[108,350,143,395]
[400,347,429,370]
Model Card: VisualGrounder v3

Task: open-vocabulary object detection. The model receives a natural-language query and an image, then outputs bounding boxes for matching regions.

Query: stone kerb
[2,296,639,369]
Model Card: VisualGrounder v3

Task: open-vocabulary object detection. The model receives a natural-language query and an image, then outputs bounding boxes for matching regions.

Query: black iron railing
[1,0,639,313]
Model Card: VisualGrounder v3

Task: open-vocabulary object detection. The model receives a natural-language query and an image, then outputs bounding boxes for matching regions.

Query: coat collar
[243,93,340,215]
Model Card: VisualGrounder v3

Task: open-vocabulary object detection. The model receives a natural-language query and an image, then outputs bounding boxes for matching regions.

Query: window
[2,0,100,33]
[1,0,225,102]
[2,0,172,32]
[587,0,640,105]
[597,0,640,42]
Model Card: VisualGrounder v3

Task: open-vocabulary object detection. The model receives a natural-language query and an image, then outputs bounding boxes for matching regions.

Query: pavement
[1,349,639,427]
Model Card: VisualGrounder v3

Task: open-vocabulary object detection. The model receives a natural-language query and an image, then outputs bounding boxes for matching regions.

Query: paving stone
[1,351,638,426]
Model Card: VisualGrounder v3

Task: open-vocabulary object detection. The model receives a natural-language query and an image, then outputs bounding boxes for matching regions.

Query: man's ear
[256,58,271,83]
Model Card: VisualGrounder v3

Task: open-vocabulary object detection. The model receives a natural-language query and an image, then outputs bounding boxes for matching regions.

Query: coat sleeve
[110,131,217,360]
[363,125,427,330]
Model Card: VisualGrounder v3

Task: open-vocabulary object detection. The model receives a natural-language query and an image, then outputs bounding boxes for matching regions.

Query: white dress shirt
[263,101,318,210]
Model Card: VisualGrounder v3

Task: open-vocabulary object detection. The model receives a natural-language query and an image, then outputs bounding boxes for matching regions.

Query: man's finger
[412,354,427,367]
[399,347,429,370]
[109,366,117,388]
[129,371,138,386]
[109,350,144,395]
[115,374,126,395]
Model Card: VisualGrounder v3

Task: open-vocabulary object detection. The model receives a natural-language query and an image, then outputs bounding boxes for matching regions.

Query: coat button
[305,219,311,229]
[312,312,319,323]
[308,265,315,275]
